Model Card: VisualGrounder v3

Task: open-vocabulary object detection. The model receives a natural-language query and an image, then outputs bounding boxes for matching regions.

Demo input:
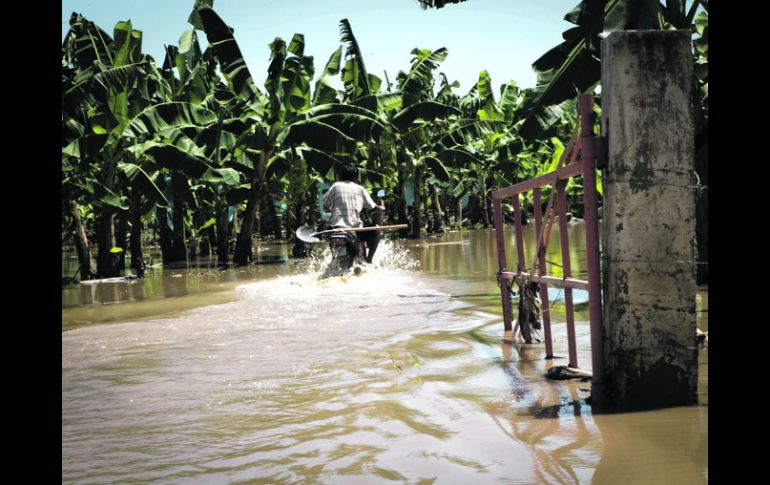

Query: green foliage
[400,47,448,106]
[313,47,343,106]
[63,4,609,265]
[520,0,707,141]
[195,5,265,111]
[339,19,372,100]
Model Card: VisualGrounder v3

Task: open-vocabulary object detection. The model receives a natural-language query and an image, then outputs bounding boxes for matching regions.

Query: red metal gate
[492,94,604,395]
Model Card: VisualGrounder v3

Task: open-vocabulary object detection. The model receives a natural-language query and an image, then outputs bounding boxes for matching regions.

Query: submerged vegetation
[62,0,707,282]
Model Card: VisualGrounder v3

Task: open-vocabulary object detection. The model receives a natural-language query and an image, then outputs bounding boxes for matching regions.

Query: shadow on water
[62,226,707,483]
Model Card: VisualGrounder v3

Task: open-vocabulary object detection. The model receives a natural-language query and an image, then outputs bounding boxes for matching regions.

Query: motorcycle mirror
[296,225,321,244]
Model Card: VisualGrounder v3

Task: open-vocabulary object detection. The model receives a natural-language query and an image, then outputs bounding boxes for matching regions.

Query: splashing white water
[235,239,443,321]
[289,238,420,277]
[371,239,420,271]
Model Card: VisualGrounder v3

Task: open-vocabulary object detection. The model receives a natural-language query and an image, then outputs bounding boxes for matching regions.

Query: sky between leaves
[62,0,579,95]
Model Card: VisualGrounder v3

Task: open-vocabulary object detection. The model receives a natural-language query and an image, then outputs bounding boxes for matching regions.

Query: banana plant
[64,14,229,275]
[391,101,460,236]
[62,120,104,280]
[339,19,382,102]
[382,45,463,237]
[519,0,706,139]
[141,25,253,266]
[63,14,167,277]
[437,98,505,231]
[424,70,519,229]
[120,20,250,268]
[195,6,393,264]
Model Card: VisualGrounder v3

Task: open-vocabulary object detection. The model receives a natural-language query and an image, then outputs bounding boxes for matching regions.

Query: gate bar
[556,181,578,368]
[578,93,605,401]
[511,195,526,271]
[511,194,533,343]
[533,188,554,358]
[491,94,603,397]
[493,164,582,201]
[492,199,513,333]
[499,272,589,290]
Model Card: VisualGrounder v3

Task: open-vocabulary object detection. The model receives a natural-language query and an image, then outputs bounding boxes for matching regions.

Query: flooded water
[62,224,707,484]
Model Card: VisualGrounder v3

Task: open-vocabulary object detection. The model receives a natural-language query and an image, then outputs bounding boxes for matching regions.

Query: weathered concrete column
[600,30,698,410]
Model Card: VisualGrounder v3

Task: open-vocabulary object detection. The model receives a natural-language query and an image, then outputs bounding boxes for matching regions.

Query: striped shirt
[322,181,377,228]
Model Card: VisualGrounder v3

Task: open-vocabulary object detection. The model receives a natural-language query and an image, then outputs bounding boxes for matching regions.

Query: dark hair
[341,164,358,181]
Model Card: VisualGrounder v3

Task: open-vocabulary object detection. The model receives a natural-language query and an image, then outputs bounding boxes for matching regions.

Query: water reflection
[412,224,588,279]
[62,244,292,307]
[408,225,590,322]
[62,245,295,329]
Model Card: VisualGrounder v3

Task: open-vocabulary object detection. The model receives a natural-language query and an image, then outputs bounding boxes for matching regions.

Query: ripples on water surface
[62,228,707,483]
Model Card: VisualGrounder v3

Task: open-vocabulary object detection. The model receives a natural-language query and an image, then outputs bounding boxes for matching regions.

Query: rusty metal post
[533,188,554,358]
[511,195,526,272]
[578,93,605,403]
[493,198,513,333]
[512,194,533,343]
[556,181,578,368]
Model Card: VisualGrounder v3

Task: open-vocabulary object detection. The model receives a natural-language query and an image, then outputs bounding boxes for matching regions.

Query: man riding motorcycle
[321,164,385,267]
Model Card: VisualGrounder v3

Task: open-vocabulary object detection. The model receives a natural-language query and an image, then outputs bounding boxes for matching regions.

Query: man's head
[340,164,358,182]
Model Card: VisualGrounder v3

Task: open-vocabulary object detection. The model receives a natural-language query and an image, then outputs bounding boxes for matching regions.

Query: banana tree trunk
[95,148,120,277]
[410,168,423,238]
[233,180,260,266]
[129,192,145,278]
[259,193,272,237]
[169,176,188,264]
[157,207,173,264]
[115,211,128,276]
[216,201,230,266]
[291,191,307,257]
[96,212,119,278]
[269,195,282,240]
[432,185,443,233]
[68,200,94,281]
[442,193,451,227]
[487,195,495,227]
[396,164,410,238]
[202,224,214,260]
[168,208,187,263]
[195,208,212,259]
[469,192,481,225]
[480,178,490,228]
[253,202,261,235]
[232,208,240,241]
[284,207,292,246]
[455,191,466,229]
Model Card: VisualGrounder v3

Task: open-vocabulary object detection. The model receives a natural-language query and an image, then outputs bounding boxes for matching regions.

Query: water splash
[290,238,420,278]
[371,239,420,271]
[234,239,442,322]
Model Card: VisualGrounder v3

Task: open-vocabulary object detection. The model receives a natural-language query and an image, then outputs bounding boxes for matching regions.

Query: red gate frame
[492,94,605,396]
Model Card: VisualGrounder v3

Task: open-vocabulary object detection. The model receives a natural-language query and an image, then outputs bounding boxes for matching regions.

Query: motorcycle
[296,191,406,278]
[325,228,366,278]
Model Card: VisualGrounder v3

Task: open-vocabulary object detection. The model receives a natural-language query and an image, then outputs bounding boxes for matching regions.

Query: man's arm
[322,184,334,211]
[362,187,383,211]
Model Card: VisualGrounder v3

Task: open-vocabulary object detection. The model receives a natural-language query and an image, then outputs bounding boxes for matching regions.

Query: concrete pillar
[600,30,698,410]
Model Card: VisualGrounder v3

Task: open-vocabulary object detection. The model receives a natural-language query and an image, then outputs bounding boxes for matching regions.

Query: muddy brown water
[62,224,707,484]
